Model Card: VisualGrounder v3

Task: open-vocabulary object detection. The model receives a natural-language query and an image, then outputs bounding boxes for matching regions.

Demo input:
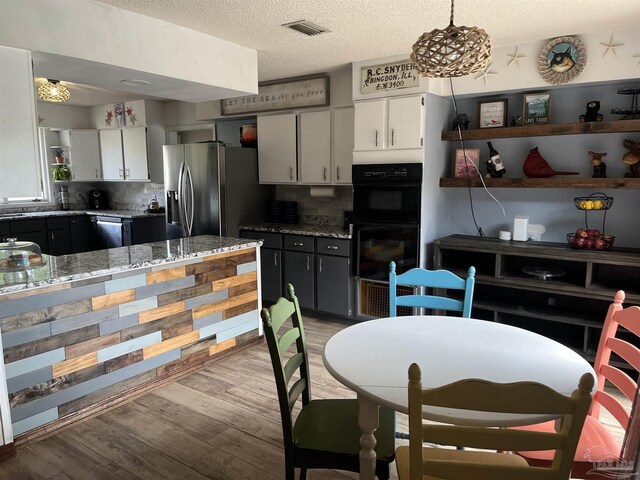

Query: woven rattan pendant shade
[411,0,492,78]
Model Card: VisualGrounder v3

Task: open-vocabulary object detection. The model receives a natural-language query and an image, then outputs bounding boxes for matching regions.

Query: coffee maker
[88,190,108,210]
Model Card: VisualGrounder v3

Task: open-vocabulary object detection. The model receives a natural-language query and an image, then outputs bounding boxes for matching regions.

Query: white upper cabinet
[333,107,354,184]
[353,94,425,164]
[122,127,149,180]
[258,114,298,184]
[100,127,149,181]
[100,129,124,180]
[353,99,386,150]
[387,96,424,149]
[300,110,331,184]
[59,130,101,181]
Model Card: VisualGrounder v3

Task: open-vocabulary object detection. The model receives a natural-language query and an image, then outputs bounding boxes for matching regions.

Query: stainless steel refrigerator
[163,142,271,239]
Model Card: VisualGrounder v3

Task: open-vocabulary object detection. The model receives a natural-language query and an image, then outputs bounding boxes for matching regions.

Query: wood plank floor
[0,315,627,480]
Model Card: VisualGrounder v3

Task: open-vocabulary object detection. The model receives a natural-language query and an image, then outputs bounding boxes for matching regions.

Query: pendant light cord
[449,0,455,26]
[449,77,510,236]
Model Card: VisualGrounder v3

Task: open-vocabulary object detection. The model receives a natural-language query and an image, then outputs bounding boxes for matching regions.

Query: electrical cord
[449,77,510,236]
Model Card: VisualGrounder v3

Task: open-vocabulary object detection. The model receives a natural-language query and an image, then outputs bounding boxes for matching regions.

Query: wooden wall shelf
[439,177,640,189]
[441,119,640,141]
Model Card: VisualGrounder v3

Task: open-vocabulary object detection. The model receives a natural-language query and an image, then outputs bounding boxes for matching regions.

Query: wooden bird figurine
[588,151,607,178]
[523,147,579,178]
[622,139,640,178]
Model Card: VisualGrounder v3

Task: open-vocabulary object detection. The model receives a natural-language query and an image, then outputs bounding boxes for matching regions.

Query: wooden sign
[361,60,419,94]
[220,75,329,115]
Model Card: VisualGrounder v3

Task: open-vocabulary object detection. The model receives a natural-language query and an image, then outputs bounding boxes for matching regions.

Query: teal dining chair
[261,283,396,480]
[389,261,476,317]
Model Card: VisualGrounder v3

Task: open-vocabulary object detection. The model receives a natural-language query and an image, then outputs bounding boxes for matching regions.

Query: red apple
[576,228,589,238]
[587,229,600,237]
[574,237,587,248]
[585,238,595,249]
[594,238,606,249]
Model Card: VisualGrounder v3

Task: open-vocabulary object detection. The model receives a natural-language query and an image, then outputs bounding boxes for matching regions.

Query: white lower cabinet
[100,126,149,181]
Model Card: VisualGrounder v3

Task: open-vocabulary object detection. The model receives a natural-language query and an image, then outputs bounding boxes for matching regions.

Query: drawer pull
[306,256,310,271]
[293,242,304,246]
[274,252,278,267]
[319,257,323,273]
[327,245,339,250]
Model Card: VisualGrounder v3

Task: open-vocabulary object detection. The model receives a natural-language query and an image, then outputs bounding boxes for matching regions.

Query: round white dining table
[322,315,596,480]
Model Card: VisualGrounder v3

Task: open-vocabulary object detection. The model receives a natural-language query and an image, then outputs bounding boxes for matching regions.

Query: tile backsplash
[67,182,165,211]
[275,185,353,226]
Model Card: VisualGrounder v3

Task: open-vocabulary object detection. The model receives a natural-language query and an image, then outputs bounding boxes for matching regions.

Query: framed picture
[477,99,508,128]
[537,35,587,85]
[523,93,551,124]
[454,149,480,177]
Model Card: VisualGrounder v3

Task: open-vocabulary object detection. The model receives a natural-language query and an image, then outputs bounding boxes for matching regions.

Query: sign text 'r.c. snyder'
[361,61,419,94]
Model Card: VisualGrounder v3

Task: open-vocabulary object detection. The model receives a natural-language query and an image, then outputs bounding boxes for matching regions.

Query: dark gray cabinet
[284,250,315,309]
[69,216,91,253]
[46,217,72,256]
[240,228,354,317]
[10,219,48,253]
[240,230,283,304]
[316,237,352,317]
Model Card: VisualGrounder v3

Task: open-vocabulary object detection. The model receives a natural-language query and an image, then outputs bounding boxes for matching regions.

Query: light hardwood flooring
[0,315,627,480]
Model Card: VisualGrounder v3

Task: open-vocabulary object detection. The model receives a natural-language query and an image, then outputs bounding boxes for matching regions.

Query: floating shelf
[439,177,640,189]
[441,119,640,141]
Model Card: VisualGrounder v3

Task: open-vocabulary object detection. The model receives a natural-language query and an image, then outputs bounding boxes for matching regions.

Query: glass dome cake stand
[0,238,46,285]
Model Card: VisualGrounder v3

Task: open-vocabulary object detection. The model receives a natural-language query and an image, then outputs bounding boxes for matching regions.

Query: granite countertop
[0,210,165,221]
[239,223,352,239]
[0,235,260,294]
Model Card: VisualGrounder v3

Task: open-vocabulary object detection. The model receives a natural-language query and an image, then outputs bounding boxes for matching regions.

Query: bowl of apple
[567,229,615,250]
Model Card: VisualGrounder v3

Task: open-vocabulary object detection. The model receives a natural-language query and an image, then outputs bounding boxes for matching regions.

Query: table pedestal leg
[358,393,379,480]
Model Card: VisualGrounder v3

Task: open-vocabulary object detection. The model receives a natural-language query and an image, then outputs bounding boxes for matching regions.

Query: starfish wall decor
[475,63,498,86]
[507,47,525,68]
[600,35,623,58]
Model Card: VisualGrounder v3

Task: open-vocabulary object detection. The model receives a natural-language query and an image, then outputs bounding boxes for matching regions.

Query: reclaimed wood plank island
[0,235,263,443]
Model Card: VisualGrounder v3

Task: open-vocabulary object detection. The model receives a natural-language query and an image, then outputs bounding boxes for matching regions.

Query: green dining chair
[389,261,476,318]
[261,283,396,480]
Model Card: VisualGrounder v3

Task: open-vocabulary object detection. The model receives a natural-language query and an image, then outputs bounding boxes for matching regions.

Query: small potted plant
[52,148,65,164]
[51,164,71,182]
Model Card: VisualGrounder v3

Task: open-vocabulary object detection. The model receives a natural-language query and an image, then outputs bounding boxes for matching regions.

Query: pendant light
[411,0,492,78]
[37,79,71,103]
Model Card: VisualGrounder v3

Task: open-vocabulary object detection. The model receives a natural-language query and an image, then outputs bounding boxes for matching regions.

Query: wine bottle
[487,141,506,177]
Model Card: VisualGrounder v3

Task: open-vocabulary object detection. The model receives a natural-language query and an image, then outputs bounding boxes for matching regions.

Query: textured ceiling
[95,0,640,81]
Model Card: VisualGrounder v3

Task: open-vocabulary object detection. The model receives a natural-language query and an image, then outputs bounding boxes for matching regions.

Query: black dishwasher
[90,216,132,249]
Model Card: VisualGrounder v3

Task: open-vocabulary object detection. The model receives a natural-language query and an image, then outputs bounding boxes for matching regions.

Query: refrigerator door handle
[177,161,188,237]
[185,163,195,236]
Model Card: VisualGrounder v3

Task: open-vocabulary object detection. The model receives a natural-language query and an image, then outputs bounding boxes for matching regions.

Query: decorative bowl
[574,193,613,211]
[567,233,615,250]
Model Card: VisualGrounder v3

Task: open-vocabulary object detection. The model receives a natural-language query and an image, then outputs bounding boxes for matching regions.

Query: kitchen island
[0,235,262,443]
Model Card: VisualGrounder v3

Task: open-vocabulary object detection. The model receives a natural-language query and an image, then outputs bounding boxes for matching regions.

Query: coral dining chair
[395,363,594,480]
[515,290,640,478]
[261,283,396,480]
[389,261,475,317]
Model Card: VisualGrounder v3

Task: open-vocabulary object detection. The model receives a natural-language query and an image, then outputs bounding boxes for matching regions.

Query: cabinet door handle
[125,168,130,179]
[274,252,278,267]
[375,129,378,147]
[51,232,55,242]
[290,166,294,180]
[391,129,395,146]
[95,168,99,178]
[306,256,310,271]
[319,257,323,273]
[323,167,327,181]
[336,166,340,181]
[119,168,123,178]
[293,242,304,246]
[327,245,338,250]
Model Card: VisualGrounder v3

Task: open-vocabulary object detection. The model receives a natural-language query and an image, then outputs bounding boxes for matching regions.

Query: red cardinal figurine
[523,147,579,178]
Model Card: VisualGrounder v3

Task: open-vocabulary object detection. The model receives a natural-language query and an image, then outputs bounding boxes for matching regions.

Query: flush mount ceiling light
[37,79,71,103]
[411,0,492,78]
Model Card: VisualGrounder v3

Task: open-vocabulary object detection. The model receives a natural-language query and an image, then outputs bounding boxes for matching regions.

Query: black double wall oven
[352,163,422,281]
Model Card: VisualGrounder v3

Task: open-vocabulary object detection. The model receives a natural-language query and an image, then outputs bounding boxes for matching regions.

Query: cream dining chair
[395,363,594,480]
